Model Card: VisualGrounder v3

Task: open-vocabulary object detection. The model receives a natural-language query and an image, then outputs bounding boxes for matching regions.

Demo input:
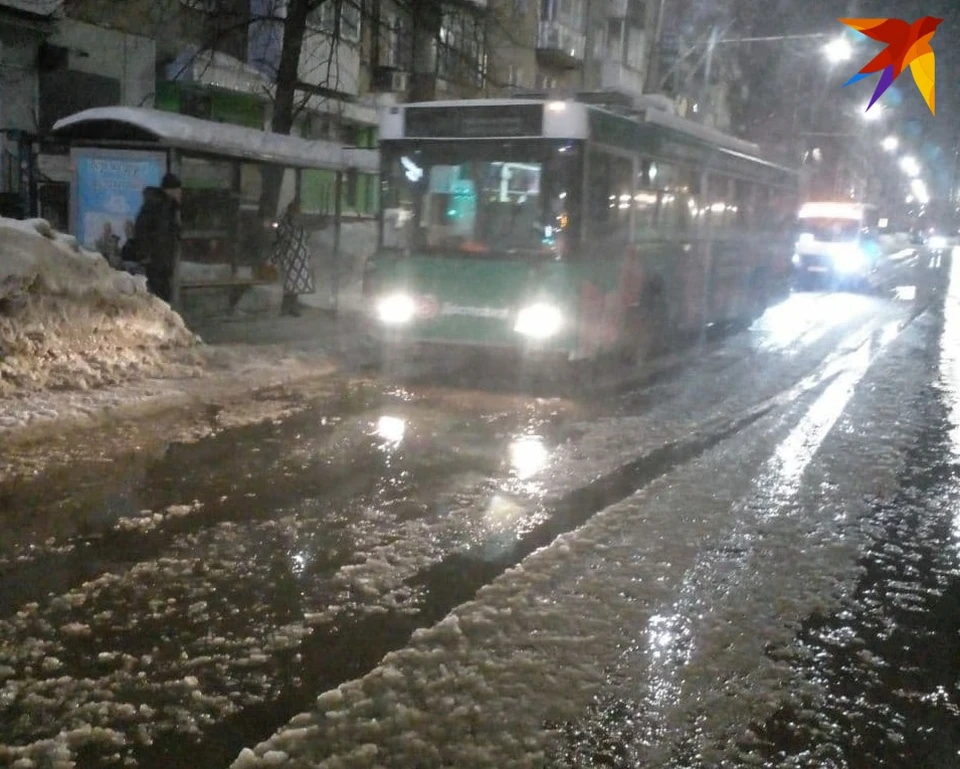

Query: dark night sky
[731,0,959,197]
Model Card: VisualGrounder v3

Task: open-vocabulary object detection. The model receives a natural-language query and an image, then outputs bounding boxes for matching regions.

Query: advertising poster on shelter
[72,149,166,259]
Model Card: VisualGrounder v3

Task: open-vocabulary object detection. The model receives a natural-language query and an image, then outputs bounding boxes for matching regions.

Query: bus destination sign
[404,104,543,138]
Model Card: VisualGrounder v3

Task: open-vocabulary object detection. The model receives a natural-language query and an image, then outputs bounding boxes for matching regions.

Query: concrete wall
[49,19,156,108]
[0,29,41,133]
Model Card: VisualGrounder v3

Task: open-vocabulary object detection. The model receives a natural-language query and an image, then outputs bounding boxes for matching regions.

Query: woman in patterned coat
[270,200,316,317]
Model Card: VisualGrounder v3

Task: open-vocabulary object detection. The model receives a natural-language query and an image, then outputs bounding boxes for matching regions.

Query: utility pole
[701,26,718,120]
[643,0,668,94]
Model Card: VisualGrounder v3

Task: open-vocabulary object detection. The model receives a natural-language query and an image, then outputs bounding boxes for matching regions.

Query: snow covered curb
[0,217,197,398]
[0,342,340,452]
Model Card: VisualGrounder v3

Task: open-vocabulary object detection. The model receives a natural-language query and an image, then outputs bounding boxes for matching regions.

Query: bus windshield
[798,217,862,243]
[380,140,582,257]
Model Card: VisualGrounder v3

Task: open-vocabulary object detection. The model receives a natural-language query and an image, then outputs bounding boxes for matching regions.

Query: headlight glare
[832,244,866,273]
[514,302,563,339]
[376,293,416,324]
[929,235,947,250]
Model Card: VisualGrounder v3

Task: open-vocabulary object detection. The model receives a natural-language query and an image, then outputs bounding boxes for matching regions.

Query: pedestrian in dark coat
[269,201,315,316]
[133,173,182,302]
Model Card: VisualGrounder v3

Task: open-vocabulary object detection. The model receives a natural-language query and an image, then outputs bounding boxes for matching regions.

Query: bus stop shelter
[52,106,378,311]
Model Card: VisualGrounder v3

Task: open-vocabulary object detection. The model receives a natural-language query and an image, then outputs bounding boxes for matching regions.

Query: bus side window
[703,174,732,232]
[587,149,632,252]
[753,185,771,231]
[674,165,698,234]
[637,159,682,238]
[734,180,753,231]
[635,158,658,238]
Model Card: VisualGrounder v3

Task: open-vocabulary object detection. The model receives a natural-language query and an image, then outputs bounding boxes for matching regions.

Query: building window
[438,8,486,87]
[592,21,606,59]
[627,0,647,25]
[309,0,361,44]
[536,73,558,90]
[541,0,584,28]
[607,20,623,62]
[379,9,413,69]
[625,25,645,70]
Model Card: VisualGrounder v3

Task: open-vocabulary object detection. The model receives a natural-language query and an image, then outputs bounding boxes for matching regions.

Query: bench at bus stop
[177,270,280,314]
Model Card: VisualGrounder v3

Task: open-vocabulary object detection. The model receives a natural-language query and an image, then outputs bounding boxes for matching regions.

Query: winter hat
[161,173,182,190]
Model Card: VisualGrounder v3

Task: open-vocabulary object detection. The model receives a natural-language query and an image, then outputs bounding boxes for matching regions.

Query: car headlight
[791,253,801,267]
[929,235,948,250]
[514,302,563,339]
[376,293,416,324]
[832,244,866,273]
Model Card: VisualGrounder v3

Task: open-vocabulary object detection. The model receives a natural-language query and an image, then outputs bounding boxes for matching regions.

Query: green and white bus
[364,97,798,366]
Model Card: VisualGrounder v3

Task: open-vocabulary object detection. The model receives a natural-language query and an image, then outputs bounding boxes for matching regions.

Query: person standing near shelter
[269,200,315,317]
[133,173,182,303]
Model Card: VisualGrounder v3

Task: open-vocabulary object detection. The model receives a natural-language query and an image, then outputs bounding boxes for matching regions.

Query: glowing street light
[882,135,899,152]
[824,36,853,63]
[910,178,930,205]
[900,156,921,177]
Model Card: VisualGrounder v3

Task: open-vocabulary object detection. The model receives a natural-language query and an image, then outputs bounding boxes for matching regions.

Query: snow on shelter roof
[0,0,60,16]
[52,107,378,174]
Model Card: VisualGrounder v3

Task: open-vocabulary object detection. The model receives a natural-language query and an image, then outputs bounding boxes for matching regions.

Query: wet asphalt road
[1,251,957,768]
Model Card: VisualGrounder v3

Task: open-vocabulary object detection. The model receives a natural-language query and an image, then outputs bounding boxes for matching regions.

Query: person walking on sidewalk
[270,201,315,317]
[133,173,182,303]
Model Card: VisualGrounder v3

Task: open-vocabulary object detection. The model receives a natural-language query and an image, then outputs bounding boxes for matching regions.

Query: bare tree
[58,0,514,214]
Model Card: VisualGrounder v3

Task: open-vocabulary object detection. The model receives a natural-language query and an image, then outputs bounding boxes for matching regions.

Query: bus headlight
[376,293,416,325]
[515,303,563,338]
[832,244,867,274]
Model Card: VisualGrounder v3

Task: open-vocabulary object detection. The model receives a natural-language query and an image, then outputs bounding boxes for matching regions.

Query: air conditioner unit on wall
[372,66,409,93]
[387,70,408,93]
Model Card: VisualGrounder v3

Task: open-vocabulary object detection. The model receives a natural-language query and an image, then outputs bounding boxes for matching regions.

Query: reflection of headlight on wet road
[514,303,563,338]
[376,293,416,324]
[509,436,549,480]
[375,415,406,444]
[831,244,866,273]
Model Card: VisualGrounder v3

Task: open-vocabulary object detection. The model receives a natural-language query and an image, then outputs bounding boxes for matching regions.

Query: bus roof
[380,98,795,179]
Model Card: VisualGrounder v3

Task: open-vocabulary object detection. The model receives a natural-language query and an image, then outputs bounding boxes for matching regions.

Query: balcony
[599,59,645,98]
[536,20,586,69]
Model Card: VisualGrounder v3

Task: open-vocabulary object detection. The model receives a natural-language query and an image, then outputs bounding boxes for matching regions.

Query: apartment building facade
[1,0,749,222]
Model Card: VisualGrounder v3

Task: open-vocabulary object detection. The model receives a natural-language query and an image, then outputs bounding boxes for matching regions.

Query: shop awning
[52,106,379,174]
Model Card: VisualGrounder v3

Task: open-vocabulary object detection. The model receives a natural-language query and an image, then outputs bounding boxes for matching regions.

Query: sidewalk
[1,307,371,453]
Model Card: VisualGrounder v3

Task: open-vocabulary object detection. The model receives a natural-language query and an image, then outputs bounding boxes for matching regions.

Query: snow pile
[0,217,197,395]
